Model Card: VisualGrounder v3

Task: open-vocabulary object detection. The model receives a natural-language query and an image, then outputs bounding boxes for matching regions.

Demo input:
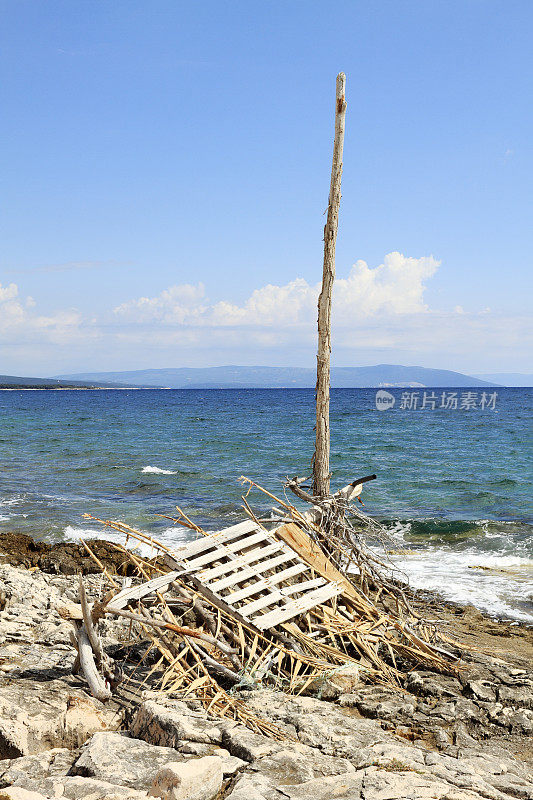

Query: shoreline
[2,527,530,628]
[0,532,532,799]
[0,529,531,671]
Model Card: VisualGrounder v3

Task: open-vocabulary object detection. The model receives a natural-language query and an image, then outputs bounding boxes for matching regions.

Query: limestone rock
[39,775,149,799]
[250,744,355,785]
[149,756,223,800]
[71,731,186,789]
[0,679,121,758]
[0,748,76,791]
[210,747,247,777]
[361,770,482,800]
[221,727,280,762]
[497,684,533,710]
[224,773,277,800]
[466,679,497,703]
[0,788,51,800]
[130,700,224,749]
[296,663,361,700]
[277,770,365,799]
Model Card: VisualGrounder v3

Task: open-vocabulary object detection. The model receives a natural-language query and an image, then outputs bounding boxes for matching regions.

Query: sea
[0,387,531,623]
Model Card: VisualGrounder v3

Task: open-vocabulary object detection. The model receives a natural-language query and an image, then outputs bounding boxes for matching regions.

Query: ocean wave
[57,517,533,623]
[62,522,194,557]
[390,547,533,623]
[141,466,177,475]
[0,497,24,507]
[369,517,533,622]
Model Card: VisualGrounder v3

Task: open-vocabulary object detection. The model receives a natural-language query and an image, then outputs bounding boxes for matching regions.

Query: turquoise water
[0,388,531,620]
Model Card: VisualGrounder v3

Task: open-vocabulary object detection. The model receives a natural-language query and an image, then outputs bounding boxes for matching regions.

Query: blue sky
[1,0,531,375]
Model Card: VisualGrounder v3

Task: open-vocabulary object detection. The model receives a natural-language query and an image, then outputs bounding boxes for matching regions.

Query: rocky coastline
[0,533,531,800]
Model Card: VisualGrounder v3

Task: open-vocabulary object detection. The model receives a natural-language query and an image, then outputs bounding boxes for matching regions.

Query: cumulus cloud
[107,252,531,370]
[114,252,440,328]
[0,282,87,344]
[114,283,208,324]
[2,253,530,374]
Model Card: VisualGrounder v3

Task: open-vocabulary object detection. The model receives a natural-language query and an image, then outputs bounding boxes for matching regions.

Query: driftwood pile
[67,476,459,737]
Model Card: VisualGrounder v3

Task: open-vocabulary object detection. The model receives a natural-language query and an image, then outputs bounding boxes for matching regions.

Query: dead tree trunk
[313,72,347,498]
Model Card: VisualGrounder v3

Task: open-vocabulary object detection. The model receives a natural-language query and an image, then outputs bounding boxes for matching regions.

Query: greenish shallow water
[0,388,531,621]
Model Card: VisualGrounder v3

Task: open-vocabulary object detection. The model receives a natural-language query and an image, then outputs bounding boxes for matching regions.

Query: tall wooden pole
[313,72,347,498]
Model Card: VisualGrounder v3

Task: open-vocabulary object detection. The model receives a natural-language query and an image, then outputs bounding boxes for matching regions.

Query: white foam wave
[62,523,194,558]
[141,466,177,475]
[389,548,533,623]
[62,517,532,624]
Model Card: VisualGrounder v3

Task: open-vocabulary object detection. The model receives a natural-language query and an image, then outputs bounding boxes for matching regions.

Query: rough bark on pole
[314,72,347,498]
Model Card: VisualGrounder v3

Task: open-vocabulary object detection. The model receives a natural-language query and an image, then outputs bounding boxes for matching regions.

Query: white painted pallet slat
[198,542,284,583]
[111,571,182,609]
[173,520,259,559]
[224,562,309,604]
[239,575,328,618]
[238,588,285,616]
[208,551,299,592]
[280,576,326,596]
[252,583,341,630]
[167,519,342,632]
[184,530,270,570]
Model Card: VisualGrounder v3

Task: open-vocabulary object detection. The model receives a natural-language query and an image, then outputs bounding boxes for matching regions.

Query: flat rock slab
[39,775,149,799]
[130,699,225,749]
[0,748,77,792]
[149,756,223,800]
[72,731,187,790]
[0,679,122,758]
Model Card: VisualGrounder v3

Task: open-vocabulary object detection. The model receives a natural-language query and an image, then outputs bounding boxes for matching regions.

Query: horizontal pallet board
[168,521,342,630]
[254,583,340,630]
[173,519,258,558]
[198,542,284,583]
[111,571,182,609]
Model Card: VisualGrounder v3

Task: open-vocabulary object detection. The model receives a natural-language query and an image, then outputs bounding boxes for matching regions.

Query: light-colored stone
[131,700,223,748]
[72,731,185,789]
[361,770,470,800]
[0,788,51,800]
[278,770,365,799]
[221,727,280,762]
[318,663,362,700]
[0,749,76,792]
[224,774,273,800]
[149,756,223,800]
[39,775,149,799]
[0,679,121,758]
[251,744,355,785]
[295,663,362,700]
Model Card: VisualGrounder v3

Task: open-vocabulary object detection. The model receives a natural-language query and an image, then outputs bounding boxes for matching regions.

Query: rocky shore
[0,535,531,800]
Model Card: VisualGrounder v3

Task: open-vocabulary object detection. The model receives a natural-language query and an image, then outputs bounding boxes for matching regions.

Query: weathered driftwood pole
[313,72,347,498]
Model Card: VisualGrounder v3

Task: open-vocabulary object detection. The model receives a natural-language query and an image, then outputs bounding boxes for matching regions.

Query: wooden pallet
[165,520,341,631]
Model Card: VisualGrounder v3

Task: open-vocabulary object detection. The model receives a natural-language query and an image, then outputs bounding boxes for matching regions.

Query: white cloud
[1,253,530,374]
[114,283,208,324]
[0,282,88,345]
[107,252,531,370]
[114,252,440,328]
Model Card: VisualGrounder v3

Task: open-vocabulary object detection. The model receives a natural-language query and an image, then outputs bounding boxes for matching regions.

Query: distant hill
[474,373,533,387]
[0,374,134,389]
[54,364,498,389]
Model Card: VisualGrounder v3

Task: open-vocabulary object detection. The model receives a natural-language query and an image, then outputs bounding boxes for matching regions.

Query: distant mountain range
[52,364,500,388]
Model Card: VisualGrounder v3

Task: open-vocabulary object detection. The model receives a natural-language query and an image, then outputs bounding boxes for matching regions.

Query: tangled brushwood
[65,476,460,738]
